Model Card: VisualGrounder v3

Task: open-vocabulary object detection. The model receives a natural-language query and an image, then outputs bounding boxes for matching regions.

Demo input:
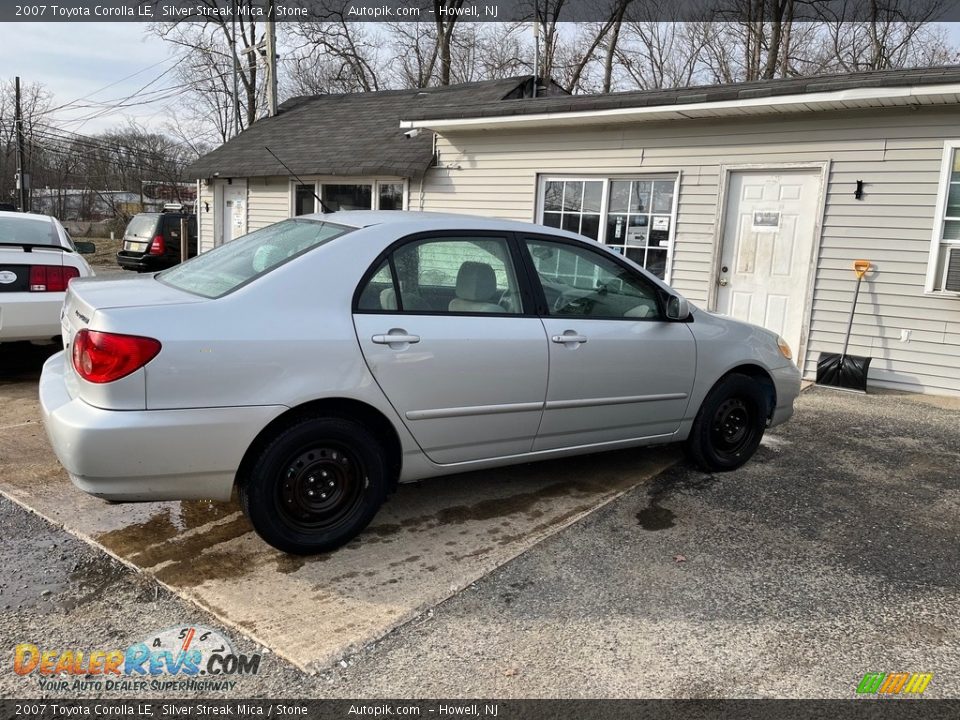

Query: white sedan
[40,212,800,554]
[0,211,95,344]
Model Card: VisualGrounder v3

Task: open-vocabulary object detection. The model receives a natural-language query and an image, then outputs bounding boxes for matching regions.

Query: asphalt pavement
[2,378,958,698]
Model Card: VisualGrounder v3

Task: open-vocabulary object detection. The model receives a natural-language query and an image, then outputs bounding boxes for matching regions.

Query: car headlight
[776,336,792,360]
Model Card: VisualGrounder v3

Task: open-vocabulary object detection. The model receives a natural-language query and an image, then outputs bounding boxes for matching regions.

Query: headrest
[455,261,497,302]
[380,287,398,310]
[251,245,286,273]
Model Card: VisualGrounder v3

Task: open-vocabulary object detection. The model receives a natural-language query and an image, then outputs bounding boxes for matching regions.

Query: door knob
[718,278,729,286]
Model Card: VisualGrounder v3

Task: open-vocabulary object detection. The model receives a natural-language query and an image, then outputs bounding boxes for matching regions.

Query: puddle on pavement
[636,465,719,532]
[636,503,676,531]
[0,379,681,671]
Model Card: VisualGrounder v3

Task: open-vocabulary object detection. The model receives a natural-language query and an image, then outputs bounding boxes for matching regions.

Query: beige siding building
[407,109,960,394]
[189,68,960,396]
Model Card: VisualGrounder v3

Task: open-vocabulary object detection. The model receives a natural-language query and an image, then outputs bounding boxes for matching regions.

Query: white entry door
[218,180,247,245]
[717,169,820,359]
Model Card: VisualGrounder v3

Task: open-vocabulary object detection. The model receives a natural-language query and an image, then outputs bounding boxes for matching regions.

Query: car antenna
[264,146,333,213]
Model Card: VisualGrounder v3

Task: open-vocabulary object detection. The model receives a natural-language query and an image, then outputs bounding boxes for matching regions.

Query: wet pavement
[2,339,959,697]
[0,344,677,673]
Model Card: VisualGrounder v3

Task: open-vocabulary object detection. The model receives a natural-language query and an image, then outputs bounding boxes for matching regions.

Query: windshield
[125,215,159,239]
[0,216,59,247]
[158,218,353,299]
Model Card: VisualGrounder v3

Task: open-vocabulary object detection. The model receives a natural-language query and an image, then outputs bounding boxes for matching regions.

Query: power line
[1,122,192,161]
[38,56,184,117]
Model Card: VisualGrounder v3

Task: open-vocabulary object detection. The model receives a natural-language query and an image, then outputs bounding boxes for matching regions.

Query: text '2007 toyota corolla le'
[40,212,800,555]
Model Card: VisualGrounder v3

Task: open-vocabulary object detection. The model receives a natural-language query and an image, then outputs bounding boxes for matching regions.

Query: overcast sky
[3,21,959,137]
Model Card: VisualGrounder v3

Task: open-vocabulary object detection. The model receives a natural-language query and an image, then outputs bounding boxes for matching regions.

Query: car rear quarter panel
[131,228,426,471]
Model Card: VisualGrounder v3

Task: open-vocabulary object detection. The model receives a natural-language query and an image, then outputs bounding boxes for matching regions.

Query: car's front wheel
[685,373,767,472]
[238,417,389,554]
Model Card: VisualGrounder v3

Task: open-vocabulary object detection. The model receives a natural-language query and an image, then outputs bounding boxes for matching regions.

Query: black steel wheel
[239,417,389,554]
[686,373,767,472]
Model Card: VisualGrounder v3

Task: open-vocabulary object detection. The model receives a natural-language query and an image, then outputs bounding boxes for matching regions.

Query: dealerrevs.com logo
[13,625,261,693]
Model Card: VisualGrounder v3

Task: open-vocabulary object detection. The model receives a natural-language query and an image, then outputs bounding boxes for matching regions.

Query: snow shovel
[816,260,872,393]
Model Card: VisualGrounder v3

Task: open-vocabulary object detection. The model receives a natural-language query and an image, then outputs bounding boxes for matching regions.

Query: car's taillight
[148,234,165,255]
[71,329,161,384]
[29,265,79,292]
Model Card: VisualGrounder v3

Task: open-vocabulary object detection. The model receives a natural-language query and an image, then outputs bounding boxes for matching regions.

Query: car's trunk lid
[62,275,205,341]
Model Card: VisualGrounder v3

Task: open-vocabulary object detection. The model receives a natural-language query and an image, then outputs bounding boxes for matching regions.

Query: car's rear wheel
[238,417,389,554]
[685,373,767,472]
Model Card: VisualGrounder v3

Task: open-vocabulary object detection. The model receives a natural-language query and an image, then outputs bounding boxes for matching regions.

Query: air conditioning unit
[944,246,960,292]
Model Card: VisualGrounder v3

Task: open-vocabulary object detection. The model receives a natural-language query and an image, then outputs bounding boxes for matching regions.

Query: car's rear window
[0,216,59,247]
[157,218,353,298]
[125,215,159,239]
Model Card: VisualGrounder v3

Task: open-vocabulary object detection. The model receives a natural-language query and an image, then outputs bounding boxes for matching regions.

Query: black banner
[4,700,960,720]
[3,0,960,23]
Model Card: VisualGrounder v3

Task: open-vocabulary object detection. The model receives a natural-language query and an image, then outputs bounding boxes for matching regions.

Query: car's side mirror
[665,294,690,321]
[74,241,96,254]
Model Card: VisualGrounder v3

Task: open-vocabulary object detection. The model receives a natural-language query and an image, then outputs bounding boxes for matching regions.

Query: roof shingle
[400,65,960,122]
[185,76,534,179]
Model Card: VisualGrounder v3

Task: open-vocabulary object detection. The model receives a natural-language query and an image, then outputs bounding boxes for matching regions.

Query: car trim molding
[546,393,688,410]
[405,392,687,421]
[405,401,544,421]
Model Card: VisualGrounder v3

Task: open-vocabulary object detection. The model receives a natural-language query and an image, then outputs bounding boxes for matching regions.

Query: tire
[238,416,389,555]
[685,373,767,472]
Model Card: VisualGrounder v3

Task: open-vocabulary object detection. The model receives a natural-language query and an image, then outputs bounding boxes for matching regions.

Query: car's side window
[525,238,663,320]
[356,260,396,311]
[357,236,523,314]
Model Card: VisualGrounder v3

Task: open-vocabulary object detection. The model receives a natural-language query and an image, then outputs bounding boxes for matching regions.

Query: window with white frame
[928,141,960,293]
[292,179,406,216]
[538,175,678,280]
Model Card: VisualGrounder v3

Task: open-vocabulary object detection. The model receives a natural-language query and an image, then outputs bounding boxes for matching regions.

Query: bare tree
[0,79,51,205]
[151,0,269,137]
[816,0,955,72]
[615,22,700,89]
[284,4,383,94]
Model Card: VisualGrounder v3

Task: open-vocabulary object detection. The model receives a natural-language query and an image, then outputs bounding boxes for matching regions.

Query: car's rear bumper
[116,251,172,272]
[39,351,286,502]
[0,292,63,342]
[769,363,802,427]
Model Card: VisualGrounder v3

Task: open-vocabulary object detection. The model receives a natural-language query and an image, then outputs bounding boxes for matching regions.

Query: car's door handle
[372,331,421,345]
[551,332,588,345]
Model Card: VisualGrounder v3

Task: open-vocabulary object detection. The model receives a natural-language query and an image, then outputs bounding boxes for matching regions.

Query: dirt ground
[83,236,121,267]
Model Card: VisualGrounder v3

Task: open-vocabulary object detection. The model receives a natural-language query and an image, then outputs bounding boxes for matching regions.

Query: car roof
[301,210,590,243]
[0,211,57,224]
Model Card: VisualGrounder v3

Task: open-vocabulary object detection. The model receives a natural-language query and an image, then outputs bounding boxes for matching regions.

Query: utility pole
[14,76,29,212]
[231,12,240,136]
[265,0,278,117]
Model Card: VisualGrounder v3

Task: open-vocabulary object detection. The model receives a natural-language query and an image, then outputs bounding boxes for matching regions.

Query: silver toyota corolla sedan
[40,211,800,554]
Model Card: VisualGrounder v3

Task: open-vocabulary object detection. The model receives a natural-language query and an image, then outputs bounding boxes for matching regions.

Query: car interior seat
[448,261,506,313]
[380,287,430,312]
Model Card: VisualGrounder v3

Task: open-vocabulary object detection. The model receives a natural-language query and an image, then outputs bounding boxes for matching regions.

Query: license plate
[125,241,147,252]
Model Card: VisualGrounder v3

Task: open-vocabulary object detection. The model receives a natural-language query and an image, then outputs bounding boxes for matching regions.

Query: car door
[521,236,697,452]
[353,233,548,465]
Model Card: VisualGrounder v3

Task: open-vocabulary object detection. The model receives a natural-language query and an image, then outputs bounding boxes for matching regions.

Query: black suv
[117,209,197,272]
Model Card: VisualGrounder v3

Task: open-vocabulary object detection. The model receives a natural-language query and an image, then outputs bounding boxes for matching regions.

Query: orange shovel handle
[853,260,871,279]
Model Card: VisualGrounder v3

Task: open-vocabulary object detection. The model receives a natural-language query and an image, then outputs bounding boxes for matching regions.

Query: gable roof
[185,76,538,180]
[400,65,960,131]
